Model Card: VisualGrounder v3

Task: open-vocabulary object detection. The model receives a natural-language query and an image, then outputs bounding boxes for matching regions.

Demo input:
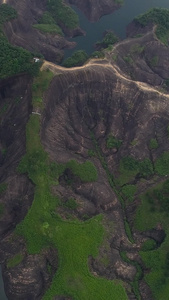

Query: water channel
[1,0,169,299]
[64,0,169,59]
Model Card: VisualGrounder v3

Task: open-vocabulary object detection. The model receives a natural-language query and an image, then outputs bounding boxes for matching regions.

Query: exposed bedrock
[40,64,169,298]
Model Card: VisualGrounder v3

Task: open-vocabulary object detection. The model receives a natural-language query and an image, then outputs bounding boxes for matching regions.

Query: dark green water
[64,0,169,59]
[0,266,7,300]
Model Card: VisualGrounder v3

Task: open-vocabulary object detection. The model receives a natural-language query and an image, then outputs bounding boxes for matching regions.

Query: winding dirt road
[41,56,169,100]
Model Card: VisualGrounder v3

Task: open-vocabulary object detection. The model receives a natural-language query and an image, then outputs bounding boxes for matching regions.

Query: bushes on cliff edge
[135,8,169,45]
[0,4,40,79]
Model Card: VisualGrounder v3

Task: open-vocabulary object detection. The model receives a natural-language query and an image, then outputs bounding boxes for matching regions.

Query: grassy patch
[7,253,24,268]
[134,180,169,299]
[64,198,78,210]
[0,183,7,195]
[130,43,145,54]
[121,184,137,204]
[149,138,158,149]
[33,24,63,35]
[106,134,122,149]
[155,151,169,175]
[32,70,54,109]
[149,56,159,67]
[0,203,4,217]
[118,156,154,186]
[16,71,128,299]
[141,239,156,251]
[123,55,133,64]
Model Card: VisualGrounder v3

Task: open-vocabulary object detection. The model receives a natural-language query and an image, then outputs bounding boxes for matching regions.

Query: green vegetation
[130,43,144,54]
[0,183,7,195]
[33,24,63,35]
[7,253,24,268]
[130,139,138,146]
[96,32,119,49]
[32,70,54,109]
[106,134,122,149]
[34,11,63,36]
[88,149,96,157]
[120,251,142,299]
[63,50,88,68]
[16,70,127,300]
[134,180,169,299]
[135,8,169,45]
[155,151,169,175]
[121,184,137,204]
[90,51,105,59]
[141,239,156,251]
[118,156,154,186]
[0,3,17,24]
[0,4,40,79]
[123,55,133,64]
[149,138,158,149]
[149,56,159,67]
[64,198,78,210]
[49,159,98,183]
[47,0,79,30]
[0,203,4,217]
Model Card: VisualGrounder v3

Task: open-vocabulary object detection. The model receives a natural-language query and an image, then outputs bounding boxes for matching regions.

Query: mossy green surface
[16,70,128,300]
[7,253,24,268]
[134,180,169,299]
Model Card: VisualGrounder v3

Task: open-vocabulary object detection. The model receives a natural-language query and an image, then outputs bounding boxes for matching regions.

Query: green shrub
[7,253,24,268]
[64,198,78,210]
[150,56,159,67]
[90,51,105,59]
[139,158,154,178]
[123,55,133,64]
[141,239,156,251]
[121,184,137,203]
[96,32,119,49]
[121,156,139,171]
[155,151,169,175]
[0,4,40,79]
[130,43,145,54]
[0,203,4,217]
[149,138,158,149]
[66,160,98,182]
[63,50,88,68]
[106,135,122,149]
[0,3,17,24]
[33,24,63,35]
[88,149,96,157]
[47,0,79,30]
[0,183,7,195]
[135,8,169,45]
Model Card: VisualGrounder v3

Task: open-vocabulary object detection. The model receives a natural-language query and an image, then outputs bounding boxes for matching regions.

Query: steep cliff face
[66,0,121,21]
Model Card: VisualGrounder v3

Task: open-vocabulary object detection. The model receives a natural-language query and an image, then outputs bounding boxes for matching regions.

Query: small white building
[33,57,40,63]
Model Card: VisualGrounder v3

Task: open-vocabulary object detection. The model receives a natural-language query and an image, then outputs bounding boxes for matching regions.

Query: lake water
[64,0,169,59]
[0,266,7,300]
